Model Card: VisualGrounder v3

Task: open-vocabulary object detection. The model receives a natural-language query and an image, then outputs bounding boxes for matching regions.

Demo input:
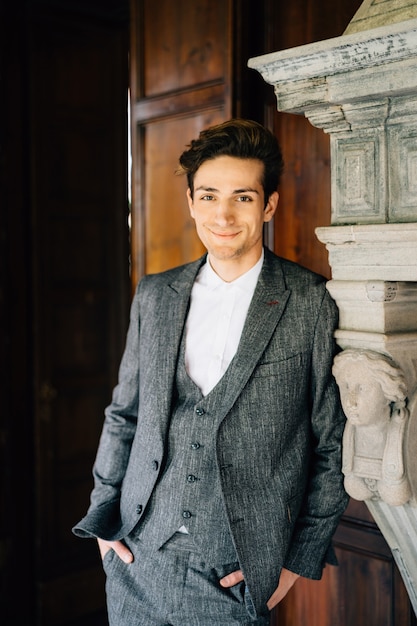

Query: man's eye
[201,194,214,201]
[237,196,251,202]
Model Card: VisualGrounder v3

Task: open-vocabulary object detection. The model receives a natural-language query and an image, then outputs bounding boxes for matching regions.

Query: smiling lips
[208,228,241,239]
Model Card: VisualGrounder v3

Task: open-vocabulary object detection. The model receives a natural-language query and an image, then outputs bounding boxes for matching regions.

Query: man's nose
[214,200,234,224]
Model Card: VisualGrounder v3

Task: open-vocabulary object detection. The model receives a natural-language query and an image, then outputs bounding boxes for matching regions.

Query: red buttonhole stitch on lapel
[266,300,279,306]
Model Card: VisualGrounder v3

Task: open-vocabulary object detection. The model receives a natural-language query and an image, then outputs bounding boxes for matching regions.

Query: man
[73,119,348,625]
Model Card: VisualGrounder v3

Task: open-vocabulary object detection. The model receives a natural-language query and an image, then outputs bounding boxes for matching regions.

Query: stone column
[249,6,417,614]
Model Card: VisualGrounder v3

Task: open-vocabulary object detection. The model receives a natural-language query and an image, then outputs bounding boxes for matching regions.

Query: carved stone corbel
[333,349,412,506]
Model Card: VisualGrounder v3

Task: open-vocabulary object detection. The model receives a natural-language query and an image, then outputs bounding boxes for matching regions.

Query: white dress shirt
[184,251,264,397]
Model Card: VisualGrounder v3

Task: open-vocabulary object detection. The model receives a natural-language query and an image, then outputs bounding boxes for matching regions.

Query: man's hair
[178,119,284,202]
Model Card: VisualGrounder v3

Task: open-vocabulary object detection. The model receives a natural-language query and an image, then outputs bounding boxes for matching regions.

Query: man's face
[187,156,277,274]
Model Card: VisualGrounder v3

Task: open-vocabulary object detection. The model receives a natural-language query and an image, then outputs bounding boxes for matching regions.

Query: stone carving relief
[333,349,411,506]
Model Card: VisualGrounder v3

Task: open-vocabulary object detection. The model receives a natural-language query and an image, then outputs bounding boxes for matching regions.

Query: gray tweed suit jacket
[73,247,348,614]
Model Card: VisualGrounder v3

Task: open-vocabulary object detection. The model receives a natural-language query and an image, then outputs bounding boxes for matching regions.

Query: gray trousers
[103,533,270,626]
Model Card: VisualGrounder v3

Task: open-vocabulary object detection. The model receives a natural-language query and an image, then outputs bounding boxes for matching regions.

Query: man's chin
[208,247,242,262]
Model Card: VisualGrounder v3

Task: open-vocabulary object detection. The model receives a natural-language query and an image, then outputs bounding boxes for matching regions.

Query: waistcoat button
[195,407,205,416]
[191,442,200,450]
[152,460,159,471]
[136,504,143,515]
[187,474,197,483]
[182,510,192,519]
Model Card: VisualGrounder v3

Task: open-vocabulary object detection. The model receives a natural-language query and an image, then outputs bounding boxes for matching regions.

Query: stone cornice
[248,18,417,86]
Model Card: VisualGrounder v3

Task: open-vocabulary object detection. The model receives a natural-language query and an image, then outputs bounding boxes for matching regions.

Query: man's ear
[264,191,279,223]
[186,188,195,218]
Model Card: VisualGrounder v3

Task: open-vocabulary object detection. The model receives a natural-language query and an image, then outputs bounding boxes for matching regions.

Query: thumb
[114,541,134,564]
[97,538,134,564]
[220,569,244,588]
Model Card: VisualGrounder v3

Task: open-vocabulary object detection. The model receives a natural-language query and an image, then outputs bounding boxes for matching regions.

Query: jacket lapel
[218,250,291,414]
[153,256,206,420]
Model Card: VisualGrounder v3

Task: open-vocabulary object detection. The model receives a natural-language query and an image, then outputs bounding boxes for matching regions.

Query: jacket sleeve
[283,288,349,579]
[72,283,142,540]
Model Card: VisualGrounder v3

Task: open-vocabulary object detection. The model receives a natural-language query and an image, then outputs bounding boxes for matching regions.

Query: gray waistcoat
[134,336,238,565]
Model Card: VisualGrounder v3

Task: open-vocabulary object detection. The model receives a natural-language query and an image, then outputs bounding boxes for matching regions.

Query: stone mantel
[249,8,417,616]
[248,18,417,108]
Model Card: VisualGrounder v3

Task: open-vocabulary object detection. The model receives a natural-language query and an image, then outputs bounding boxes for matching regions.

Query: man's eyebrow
[234,187,260,194]
[195,185,260,194]
[195,186,219,192]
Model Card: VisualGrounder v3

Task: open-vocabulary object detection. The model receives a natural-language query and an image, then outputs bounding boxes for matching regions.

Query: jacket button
[195,407,205,416]
[191,442,200,450]
[152,460,159,471]
[136,504,143,515]
[182,510,192,519]
[187,474,197,483]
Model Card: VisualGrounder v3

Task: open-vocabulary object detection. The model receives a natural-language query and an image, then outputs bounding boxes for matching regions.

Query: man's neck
[207,250,264,283]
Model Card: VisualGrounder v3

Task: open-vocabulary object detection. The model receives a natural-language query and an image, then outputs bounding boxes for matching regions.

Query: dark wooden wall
[1,2,130,624]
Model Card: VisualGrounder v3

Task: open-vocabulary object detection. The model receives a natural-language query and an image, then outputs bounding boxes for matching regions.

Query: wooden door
[1,3,130,624]
[31,14,130,624]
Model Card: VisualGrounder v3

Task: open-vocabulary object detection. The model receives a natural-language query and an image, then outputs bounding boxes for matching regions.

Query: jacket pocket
[253,352,304,378]
[286,490,304,527]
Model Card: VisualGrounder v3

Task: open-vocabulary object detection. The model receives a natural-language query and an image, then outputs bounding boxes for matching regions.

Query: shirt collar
[197,249,264,291]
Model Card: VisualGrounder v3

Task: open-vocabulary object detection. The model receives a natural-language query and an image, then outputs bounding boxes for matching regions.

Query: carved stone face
[337,361,391,426]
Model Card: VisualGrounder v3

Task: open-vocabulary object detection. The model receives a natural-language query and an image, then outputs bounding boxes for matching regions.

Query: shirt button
[136,504,143,515]
[191,442,201,450]
[182,510,192,519]
[195,407,205,416]
[187,474,197,483]
[152,460,159,471]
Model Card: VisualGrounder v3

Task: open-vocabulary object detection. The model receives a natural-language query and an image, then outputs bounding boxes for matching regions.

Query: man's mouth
[209,229,240,239]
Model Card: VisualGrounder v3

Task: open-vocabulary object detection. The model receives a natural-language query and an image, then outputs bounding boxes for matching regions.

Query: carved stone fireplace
[249,0,417,614]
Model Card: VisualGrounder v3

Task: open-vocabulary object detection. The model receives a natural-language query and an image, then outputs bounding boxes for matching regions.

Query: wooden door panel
[142,0,230,97]
[142,111,225,274]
